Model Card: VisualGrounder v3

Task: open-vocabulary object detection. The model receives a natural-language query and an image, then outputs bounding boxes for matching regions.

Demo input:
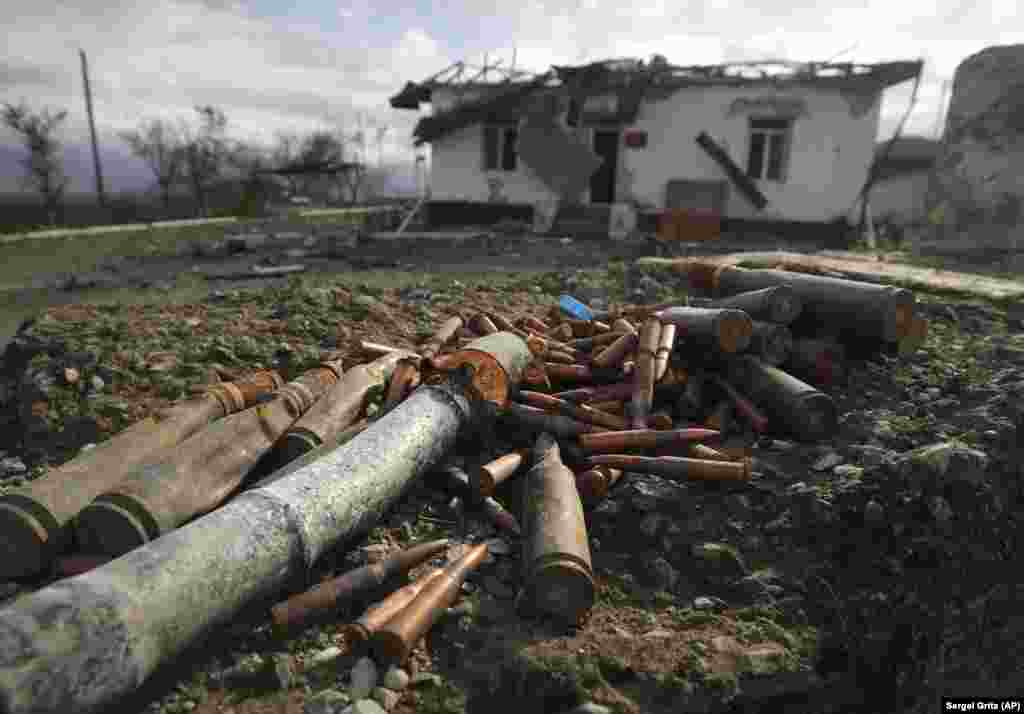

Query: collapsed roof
[391,56,925,145]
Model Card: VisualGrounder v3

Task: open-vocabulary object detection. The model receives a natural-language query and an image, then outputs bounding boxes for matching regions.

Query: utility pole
[79,49,107,208]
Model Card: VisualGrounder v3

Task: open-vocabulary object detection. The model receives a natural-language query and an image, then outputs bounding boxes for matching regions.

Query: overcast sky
[2,0,1022,193]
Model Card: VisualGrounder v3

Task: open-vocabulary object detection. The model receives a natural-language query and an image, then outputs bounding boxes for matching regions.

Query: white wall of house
[429,123,553,204]
[623,85,881,222]
[427,83,884,222]
[869,171,931,224]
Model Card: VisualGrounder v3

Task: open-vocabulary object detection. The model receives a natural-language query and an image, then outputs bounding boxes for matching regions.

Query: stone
[832,464,863,479]
[691,542,749,577]
[62,367,80,385]
[567,704,613,714]
[693,595,728,611]
[89,375,105,392]
[738,643,789,675]
[350,700,387,714]
[929,495,954,524]
[485,537,511,555]
[410,672,443,688]
[899,442,989,489]
[372,687,401,711]
[304,689,351,714]
[863,500,885,525]
[644,556,679,591]
[0,457,27,479]
[309,646,345,669]
[811,452,843,472]
[482,575,516,599]
[381,666,410,691]
[349,657,377,700]
[638,512,667,538]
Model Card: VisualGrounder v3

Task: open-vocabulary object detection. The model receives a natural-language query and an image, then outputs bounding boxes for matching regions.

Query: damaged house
[391,56,923,239]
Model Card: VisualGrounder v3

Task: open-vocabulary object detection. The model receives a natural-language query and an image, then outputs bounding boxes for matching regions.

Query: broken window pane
[483,126,500,170]
[766,132,786,180]
[502,129,519,171]
[747,132,766,179]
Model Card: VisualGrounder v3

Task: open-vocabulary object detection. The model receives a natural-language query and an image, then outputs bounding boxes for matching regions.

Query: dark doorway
[590,130,619,203]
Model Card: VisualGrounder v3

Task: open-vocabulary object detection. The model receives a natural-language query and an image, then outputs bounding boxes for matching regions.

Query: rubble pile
[0,259,963,714]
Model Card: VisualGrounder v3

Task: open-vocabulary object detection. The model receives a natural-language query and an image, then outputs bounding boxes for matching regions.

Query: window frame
[746,117,793,183]
[483,124,519,172]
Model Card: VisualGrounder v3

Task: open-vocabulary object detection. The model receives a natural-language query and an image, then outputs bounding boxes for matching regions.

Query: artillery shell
[630,318,661,429]
[473,449,530,499]
[343,567,446,646]
[586,454,751,482]
[579,428,720,454]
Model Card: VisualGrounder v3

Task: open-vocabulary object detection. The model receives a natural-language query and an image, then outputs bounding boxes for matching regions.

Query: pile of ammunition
[0,263,930,714]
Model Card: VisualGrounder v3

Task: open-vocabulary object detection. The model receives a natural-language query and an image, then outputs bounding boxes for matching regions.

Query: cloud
[1,0,1018,195]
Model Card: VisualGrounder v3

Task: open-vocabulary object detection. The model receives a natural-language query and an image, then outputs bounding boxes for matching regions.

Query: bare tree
[1,102,69,226]
[119,119,185,214]
[178,105,234,218]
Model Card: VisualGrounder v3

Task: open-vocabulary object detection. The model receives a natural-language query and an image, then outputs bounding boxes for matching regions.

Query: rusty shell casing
[567,331,628,352]
[588,400,625,416]
[473,449,530,499]
[786,337,846,388]
[520,316,550,334]
[502,402,604,440]
[359,341,420,361]
[579,428,720,454]
[653,323,677,382]
[517,391,629,431]
[611,318,636,334]
[575,466,624,501]
[467,313,500,336]
[727,355,837,441]
[656,306,753,354]
[710,286,802,325]
[271,538,450,633]
[381,358,421,411]
[421,316,464,364]
[713,377,769,433]
[586,454,751,482]
[525,334,549,358]
[522,434,595,624]
[0,370,282,580]
[343,567,447,645]
[711,266,916,343]
[371,543,490,663]
[686,443,736,462]
[0,379,479,714]
[74,364,341,557]
[630,318,661,429]
[431,332,531,408]
[747,321,793,366]
[276,354,405,467]
[553,381,636,404]
[649,410,674,430]
[591,332,639,370]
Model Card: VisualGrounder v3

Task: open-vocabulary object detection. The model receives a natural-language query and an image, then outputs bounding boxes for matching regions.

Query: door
[590,130,619,204]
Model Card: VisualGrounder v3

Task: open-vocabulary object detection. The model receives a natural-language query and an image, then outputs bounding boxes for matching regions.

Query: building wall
[624,85,881,222]
[429,123,554,205]
[427,83,884,222]
[870,171,931,224]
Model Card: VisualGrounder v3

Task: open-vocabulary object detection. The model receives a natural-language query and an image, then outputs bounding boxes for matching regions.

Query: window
[483,125,518,172]
[746,118,792,182]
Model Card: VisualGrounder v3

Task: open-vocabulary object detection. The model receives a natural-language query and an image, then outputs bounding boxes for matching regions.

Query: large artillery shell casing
[275,354,405,467]
[75,364,341,557]
[371,543,490,663]
[591,332,638,370]
[712,266,916,343]
[711,286,802,324]
[271,538,449,633]
[630,318,662,429]
[727,355,837,441]
[579,428,720,454]
[586,454,751,482]
[0,370,282,580]
[0,380,478,714]
[473,449,530,498]
[421,316,463,364]
[656,306,753,354]
[653,323,677,382]
[431,332,531,408]
[748,321,793,366]
[522,434,595,624]
[343,567,446,645]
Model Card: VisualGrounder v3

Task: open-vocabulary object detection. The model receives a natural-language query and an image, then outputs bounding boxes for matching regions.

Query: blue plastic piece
[559,294,594,321]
